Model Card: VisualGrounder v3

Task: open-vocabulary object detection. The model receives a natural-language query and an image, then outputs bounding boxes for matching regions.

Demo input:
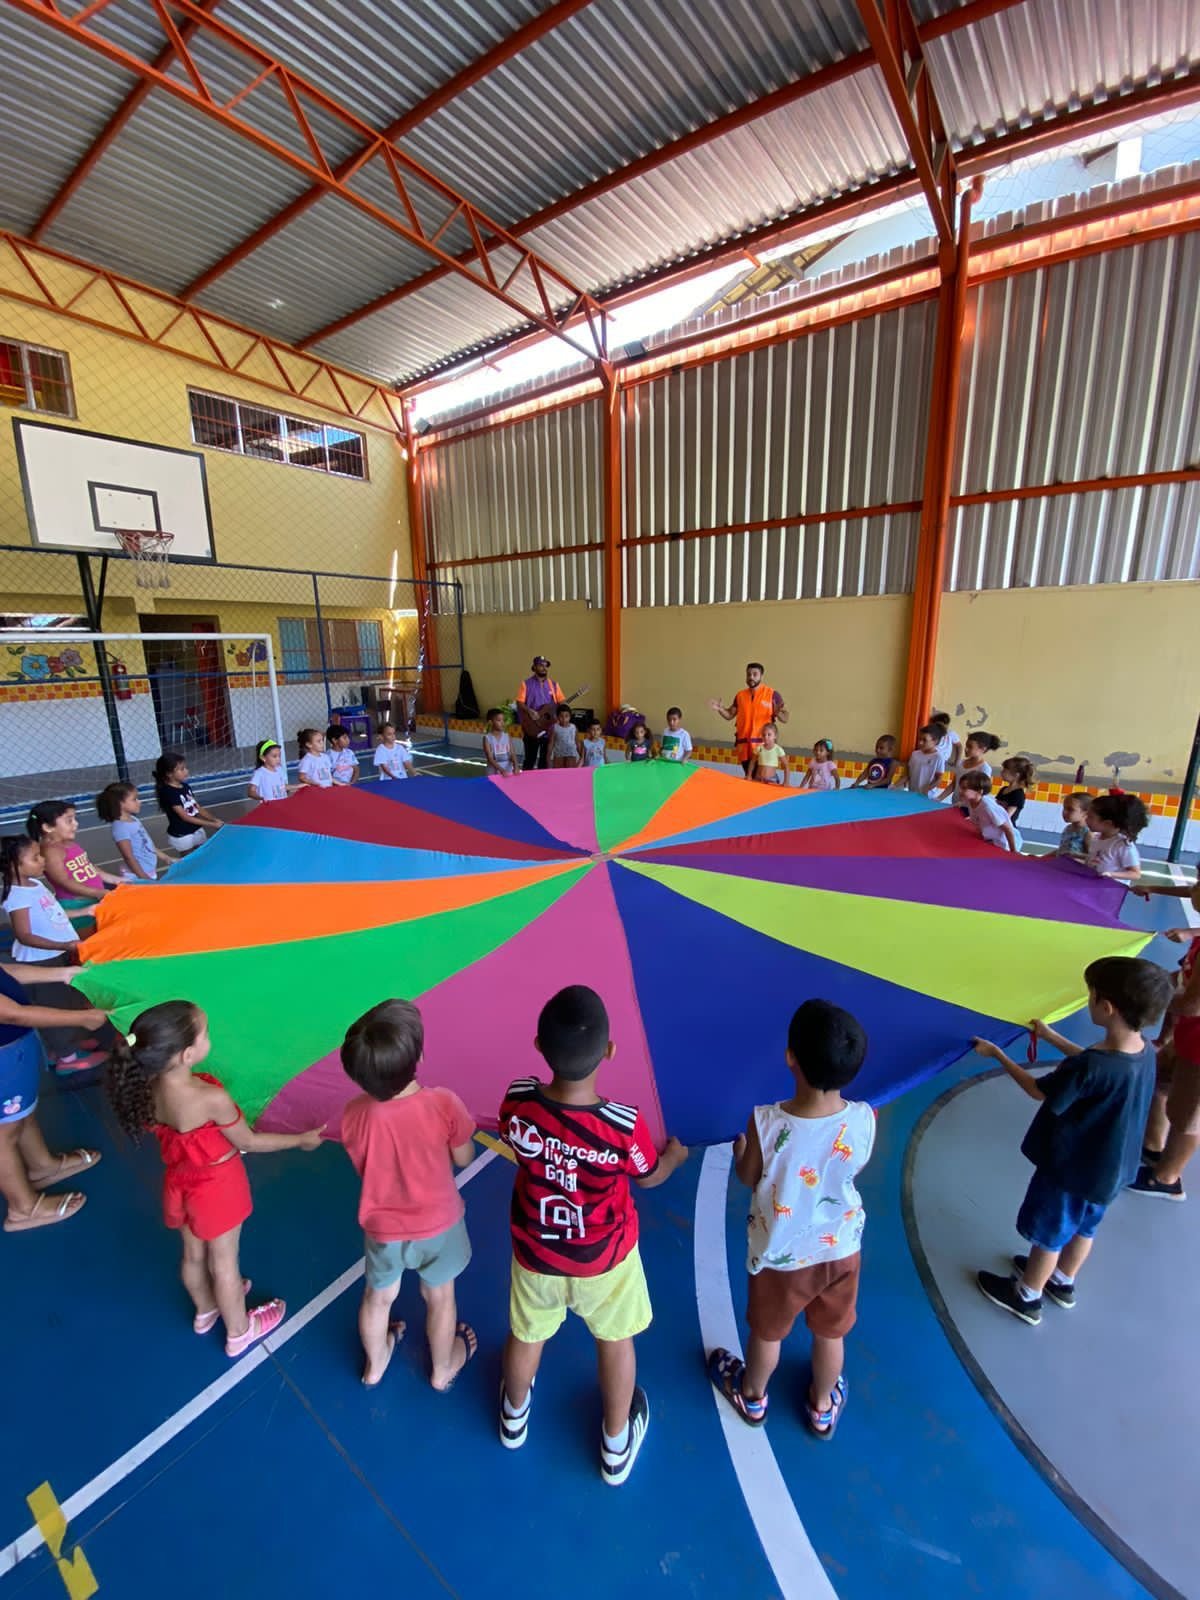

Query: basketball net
[115,529,174,589]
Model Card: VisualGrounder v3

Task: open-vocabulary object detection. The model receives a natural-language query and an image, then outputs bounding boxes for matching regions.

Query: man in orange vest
[710,663,789,775]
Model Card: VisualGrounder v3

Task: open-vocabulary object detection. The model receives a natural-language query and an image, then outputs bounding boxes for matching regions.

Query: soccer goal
[0,629,288,818]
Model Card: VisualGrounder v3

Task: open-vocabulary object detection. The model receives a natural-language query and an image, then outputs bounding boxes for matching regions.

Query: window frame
[188,387,369,481]
[0,337,76,419]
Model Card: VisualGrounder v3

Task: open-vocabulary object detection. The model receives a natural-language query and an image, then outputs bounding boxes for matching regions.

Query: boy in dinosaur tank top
[707,999,875,1440]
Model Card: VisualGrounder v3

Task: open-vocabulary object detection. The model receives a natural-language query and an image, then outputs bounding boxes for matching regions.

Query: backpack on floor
[454,670,480,721]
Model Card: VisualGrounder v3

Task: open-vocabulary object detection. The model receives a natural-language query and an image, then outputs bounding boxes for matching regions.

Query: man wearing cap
[710,662,789,774]
[515,655,564,772]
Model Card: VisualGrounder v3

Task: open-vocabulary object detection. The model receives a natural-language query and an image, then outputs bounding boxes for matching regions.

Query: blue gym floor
[1,817,1195,1599]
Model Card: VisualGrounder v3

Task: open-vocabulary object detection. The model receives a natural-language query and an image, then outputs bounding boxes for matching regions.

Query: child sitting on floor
[247,739,293,803]
[499,985,687,1485]
[1086,793,1146,882]
[106,1001,323,1355]
[339,999,478,1389]
[97,782,173,881]
[1056,792,1092,860]
[626,722,652,764]
[373,723,414,781]
[28,800,121,905]
[905,725,943,796]
[550,704,581,769]
[155,753,222,853]
[934,731,1001,801]
[297,728,333,788]
[708,999,874,1439]
[930,711,962,776]
[658,707,693,762]
[801,739,840,791]
[851,734,898,790]
[483,708,520,777]
[580,719,607,769]
[972,956,1173,1324]
[958,770,1021,852]
[327,725,360,786]
[748,723,788,785]
[995,756,1035,825]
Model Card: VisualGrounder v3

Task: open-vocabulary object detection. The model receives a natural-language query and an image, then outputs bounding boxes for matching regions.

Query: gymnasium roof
[1,0,1198,389]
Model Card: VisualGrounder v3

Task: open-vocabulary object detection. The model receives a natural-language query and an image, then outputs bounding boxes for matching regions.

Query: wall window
[190,389,367,480]
[0,338,75,417]
[277,617,385,680]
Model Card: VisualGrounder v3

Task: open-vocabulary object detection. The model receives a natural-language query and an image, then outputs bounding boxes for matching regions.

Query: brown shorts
[746,1252,861,1342]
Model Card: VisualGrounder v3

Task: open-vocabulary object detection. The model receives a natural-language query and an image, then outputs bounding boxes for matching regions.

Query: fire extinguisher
[109,656,132,701]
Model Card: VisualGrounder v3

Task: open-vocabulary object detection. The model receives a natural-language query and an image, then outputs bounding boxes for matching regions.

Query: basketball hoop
[115,529,174,589]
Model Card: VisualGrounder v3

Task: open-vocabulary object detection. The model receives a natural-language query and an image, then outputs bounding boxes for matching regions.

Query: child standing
[297,728,333,788]
[97,783,172,881]
[905,725,944,796]
[708,999,874,1437]
[972,956,1173,1324]
[658,707,693,763]
[580,720,608,769]
[499,985,687,1484]
[373,723,414,781]
[1,836,105,1071]
[28,800,121,905]
[935,731,1001,800]
[327,726,360,786]
[106,1001,323,1354]
[339,999,478,1388]
[995,756,1035,824]
[625,722,652,764]
[247,739,292,803]
[156,753,222,853]
[550,705,581,769]
[801,739,840,791]
[483,709,520,777]
[748,723,788,785]
[1086,793,1146,882]
[850,734,898,790]
[1056,792,1092,860]
[958,771,1021,852]
[1,960,109,1231]
[1129,882,1200,1201]
[930,711,962,776]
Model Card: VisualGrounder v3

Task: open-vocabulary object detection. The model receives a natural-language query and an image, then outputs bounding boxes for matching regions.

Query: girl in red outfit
[107,1002,323,1356]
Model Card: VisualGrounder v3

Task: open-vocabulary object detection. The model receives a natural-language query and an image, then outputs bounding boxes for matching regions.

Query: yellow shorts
[509,1246,652,1344]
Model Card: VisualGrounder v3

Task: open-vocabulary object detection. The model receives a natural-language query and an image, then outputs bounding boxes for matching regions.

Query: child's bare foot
[362,1320,406,1387]
[431,1322,477,1392]
[3,1190,86,1231]
[28,1148,102,1190]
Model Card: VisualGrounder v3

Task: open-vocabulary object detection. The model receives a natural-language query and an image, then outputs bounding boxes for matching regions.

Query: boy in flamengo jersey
[499,985,687,1485]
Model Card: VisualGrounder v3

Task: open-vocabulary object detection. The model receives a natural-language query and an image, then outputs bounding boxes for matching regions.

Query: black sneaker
[976,1269,1042,1325]
[1012,1255,1074,1309]
[1127,1165,1186,1201]
[600,1386,650,1486]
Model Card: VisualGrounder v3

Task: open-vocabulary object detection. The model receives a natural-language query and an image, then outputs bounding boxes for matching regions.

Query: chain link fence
[0,543,463,818]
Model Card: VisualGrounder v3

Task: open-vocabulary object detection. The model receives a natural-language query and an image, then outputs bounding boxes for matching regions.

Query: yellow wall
[934,581,1200,785]
[0,299,410,582]
[461,600,605,714]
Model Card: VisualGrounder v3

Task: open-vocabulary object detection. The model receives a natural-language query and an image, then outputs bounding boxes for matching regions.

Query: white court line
[1167,864,1200,926]
[0,1146,497,1577]
[694,1144,839,1600]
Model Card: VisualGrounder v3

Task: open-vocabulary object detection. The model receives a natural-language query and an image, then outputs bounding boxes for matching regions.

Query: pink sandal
[193,1279,252,1334]
[225,1298,285,1358]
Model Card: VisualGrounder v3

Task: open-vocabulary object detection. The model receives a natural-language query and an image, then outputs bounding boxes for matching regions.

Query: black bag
[454,669,480,720]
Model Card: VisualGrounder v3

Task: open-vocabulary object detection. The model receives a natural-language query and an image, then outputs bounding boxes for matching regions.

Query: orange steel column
[403,421,442,714]
[900,177,981,752]
[601,370,623,716]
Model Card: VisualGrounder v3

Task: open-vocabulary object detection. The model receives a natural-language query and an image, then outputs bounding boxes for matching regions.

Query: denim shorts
[0,1031,42,1124]
[364,1217,471,1290]
[1016,1169,1107,1252]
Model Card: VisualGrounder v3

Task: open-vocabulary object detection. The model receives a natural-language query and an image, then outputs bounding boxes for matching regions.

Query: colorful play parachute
[76,766,1150,1145]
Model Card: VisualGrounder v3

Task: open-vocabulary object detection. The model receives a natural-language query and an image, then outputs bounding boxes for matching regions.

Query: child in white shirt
[297,729,333,787]
[327,725,359,785]
[1086,793,1146,882]
[905,725,943,796]
[657,707,693,762]
[373,723,414,781]
[801,739,840,791]
[97,782,173,880]
[959,771,1020,852]
[483,708,519,777]
[248,739,292,802]
[580,720,607,769]
[549,705,581,768]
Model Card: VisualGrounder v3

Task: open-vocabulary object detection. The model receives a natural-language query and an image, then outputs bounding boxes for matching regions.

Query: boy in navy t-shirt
[971,956,1174,1325]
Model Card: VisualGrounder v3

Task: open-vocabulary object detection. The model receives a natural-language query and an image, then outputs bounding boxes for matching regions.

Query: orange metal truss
[11,0,610,367]
[0,230,406,433]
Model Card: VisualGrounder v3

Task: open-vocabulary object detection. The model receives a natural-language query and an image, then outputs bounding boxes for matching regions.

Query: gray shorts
[364,1217,471,1291]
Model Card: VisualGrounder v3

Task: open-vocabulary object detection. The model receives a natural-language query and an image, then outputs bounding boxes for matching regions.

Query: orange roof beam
[10,0,609,367]
[180,0,595,301]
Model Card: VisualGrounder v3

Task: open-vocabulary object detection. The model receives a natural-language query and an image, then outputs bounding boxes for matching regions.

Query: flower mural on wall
[5,644,90,683]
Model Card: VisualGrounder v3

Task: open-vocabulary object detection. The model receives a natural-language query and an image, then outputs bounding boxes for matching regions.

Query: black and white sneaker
[600,1386,650,1486]
[499,1377,534,1450]
[976,1270,1042,1325]
[1012,1255,1075,1309]
[1127,1165,1186,1201]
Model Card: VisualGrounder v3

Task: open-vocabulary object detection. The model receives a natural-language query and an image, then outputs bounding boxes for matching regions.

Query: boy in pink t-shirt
[340,999,478,1389]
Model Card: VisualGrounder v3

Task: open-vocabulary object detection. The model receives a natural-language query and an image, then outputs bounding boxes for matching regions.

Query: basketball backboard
[13,418,216,563]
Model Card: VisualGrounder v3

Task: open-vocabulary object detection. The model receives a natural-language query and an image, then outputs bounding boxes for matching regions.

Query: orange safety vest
[733,683,778,758]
